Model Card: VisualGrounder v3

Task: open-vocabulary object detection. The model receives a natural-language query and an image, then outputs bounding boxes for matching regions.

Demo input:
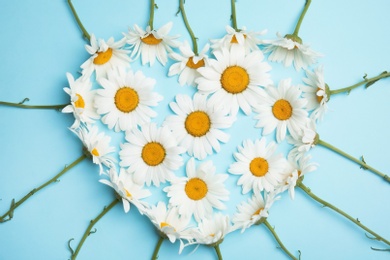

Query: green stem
[264,220,298,260]
[179,0,198,55]
[0,99,68,110]
[230,0,238,31]
[292,0,312,36]
[67,0,91,42]
[329,71,390,96]
[0,154,86,223]
[298,182,390,247]
[151,236,164,260]
[317,139,389,183]
[148,0,156,30]
[214,244,223,260]
[69,198,119,260]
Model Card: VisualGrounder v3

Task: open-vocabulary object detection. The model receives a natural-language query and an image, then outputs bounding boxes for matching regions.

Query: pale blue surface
[1,1,390,260]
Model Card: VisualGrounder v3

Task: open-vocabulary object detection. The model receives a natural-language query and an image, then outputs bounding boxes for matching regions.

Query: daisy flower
[263,33,322,71]
[80,34,130,80]
[254,78,309,143]
[302,65,330,121]
[164,158,229,223]
[232,191,279,232]
[196,47,272,116]
[287,119,318,161]
[228,138,288,193]
[99,167,151,213]
[119,123,186,187]
[71,124,115,174]
[94,68,163,132]
[62,73,99,129]
[210,25,266,54]
[125,22,180,66]
[194,213,232,246]
[168,41,210,87]
[164,93,235,160]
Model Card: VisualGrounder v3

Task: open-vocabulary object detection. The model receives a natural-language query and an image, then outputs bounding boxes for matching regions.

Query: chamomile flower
[302,65,329,121]
[164,158,229,223]
[164,93,235,160]
[254,78,309,143]
[196,47,272,116]
[287,119,318,161]
[229,138,288,193]
[94,68,163,132]
[81,34,130,80]
[194,213,232,245]
[232,192,279,232]
[168,41,209,86]
[119,123,185,187]
[99,167,151,213]
[210,25,266,53]
[263,33,322,71]
[62,73,99,129]
[71,125,115,174]
[125,22,180,66]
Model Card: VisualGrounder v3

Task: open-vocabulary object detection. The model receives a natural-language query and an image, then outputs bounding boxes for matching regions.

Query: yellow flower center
[114,87,139,113]
[272,99,293,120]
[91,148,99,156]
[316,88,324,103]
[93,48,113,65]
[249,157,269,177]
[141,34,163,45]
[185,177,208,200]
[125,189,132,198]
[185,111,211,137]
[186,57,205,69]
[74,94,85,108]
[141,142,166,166]
[253,207,264,216]
[220,66,249,94]
[230,34,246,44]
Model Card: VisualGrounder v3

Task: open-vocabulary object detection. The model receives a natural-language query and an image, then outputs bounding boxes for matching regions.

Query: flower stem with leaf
[0,98,68,110]
[152,236,164,260]
[67,0,91,42]
[0,154,86,223]
[178,0,198,55]
[298,182,390,247]
[264,220,298,260]
[68,198,119,260]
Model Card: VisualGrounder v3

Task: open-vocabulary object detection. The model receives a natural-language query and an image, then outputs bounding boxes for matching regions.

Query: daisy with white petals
[81,34,130,80]
[62,73,99,129]
[229,138,288,193]
[287,119,318,161]
[254,78,309,142]
[120,123,186,187]
[196,47,272,116]
[168,41,209,86]
[164,93,235,160]
[94,68,163,132]
[194,213,232,245]
[125,22,180,66]
[164,158,229,223]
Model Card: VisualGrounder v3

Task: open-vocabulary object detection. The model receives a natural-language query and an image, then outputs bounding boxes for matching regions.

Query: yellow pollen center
[93,48,113,65]
[91,148,99,156]
[74,94,85,108]
[316,88,324,103]
[185,111,211,137]
[125,189,132,198]
[220,66,249,94]
[185,178,208,201]
[249,157,269,177]
[253,207,264,216]
[186,57,205,69]
[114,87,139,113]
[141,34,163,45]
[230,34,247,44]
[272,99,293,120]
[141,142,166,166]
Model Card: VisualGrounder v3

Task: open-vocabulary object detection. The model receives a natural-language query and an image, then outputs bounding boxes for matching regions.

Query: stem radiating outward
[69,199,119,260]
[214,244,223,260]
[230,0,238,31]
[151,236,164,260]
[0,154,86,223]
[292,0,312,36]
[179,0,198,55]
[264,220,298,260]
[67,0,91,41]
[317,139,389,183]
[148,0,156,30]
[298,182,390,247]
[0,99,68,110]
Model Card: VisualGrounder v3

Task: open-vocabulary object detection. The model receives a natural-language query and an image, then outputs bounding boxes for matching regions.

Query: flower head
[193,213,232,246]
[287,119,318,161]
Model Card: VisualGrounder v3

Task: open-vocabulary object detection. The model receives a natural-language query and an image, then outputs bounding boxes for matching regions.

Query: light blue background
[1,0,390,259]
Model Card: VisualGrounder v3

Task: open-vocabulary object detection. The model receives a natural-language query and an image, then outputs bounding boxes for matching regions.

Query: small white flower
[164,93,235,160]
[164,158,229,223]
[168,41,210,86]
[287,119,318,161]
[62,73,99,129]
[229,138,288,193]
[194,213,232,245]
[125,22,180,66]
[81,34,130,80]
[254,78,309,142]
